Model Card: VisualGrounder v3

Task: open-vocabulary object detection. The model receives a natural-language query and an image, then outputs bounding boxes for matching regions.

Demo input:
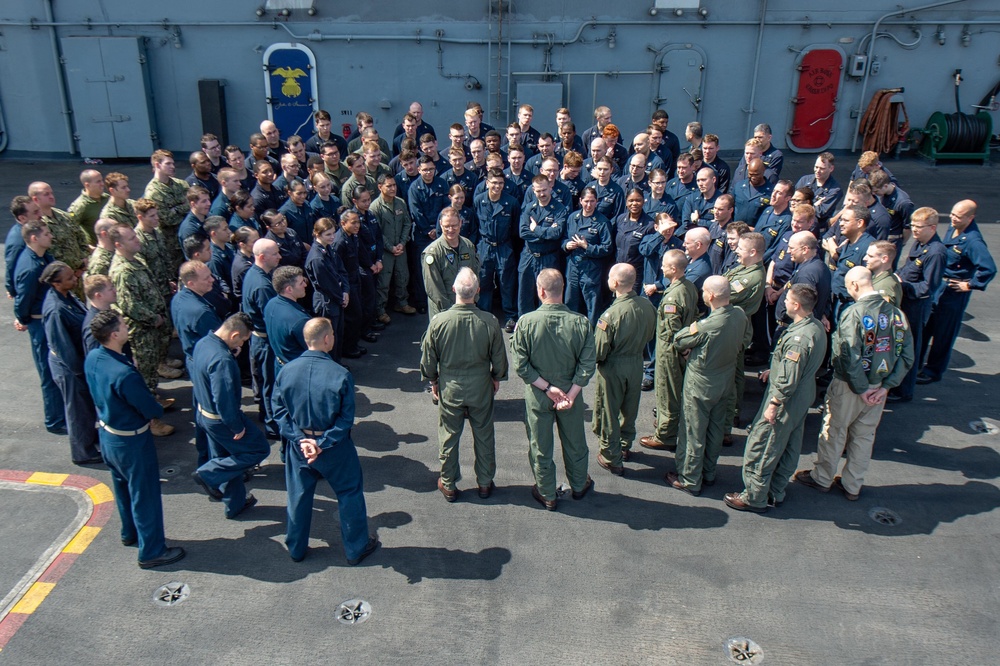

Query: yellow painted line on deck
[25,472,69,486]
[9,583,56,615]
[85,483,114,505]
[62,526,101,555]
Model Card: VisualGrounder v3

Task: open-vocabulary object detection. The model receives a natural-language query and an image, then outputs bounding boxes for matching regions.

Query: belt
[276,357,285,366]
[198,407,222,420]
[301,429,324,436]
[481,238,503,247]
[31,314,43,319]
[100,421,150,437]
[251,330,268,338]
[888,234,904,241]
[529,250,555,259]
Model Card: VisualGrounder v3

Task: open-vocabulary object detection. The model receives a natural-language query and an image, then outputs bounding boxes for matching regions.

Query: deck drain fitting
[160,465,181,477]
[725,636,763,664]
[868,507,901,526]
[337,599,372,625]
[970,420,999,435]
[153,582,190,607]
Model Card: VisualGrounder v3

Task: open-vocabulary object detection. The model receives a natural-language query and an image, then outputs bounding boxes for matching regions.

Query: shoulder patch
[596,319,608,330]
[784,350,800,363]
[663,304,677,314]
[876,358,889,374]
[425,255,435,265]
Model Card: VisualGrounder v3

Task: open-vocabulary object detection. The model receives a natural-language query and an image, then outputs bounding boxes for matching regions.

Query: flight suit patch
[596,319,608,330]
[876,359,889,373]
[865,331,876,346]
[784,350,800,362]
[878,313,889,330]
[863,315,875,330]
[875,337,891,352]
[663,304,677,313]
[731,280,745,293]
[425,255,435,264]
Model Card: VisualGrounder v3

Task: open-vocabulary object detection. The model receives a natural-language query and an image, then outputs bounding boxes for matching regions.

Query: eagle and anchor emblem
[272,66,307,97]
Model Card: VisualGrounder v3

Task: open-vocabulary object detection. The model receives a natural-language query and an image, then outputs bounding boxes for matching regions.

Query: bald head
[845,266,874,301]
[703,275,731,307]
[608,263,637,294]
[684,227,711,259]
[950,199,977,231]
[304,317,335,351]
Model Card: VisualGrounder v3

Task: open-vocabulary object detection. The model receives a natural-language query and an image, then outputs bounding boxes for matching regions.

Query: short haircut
[314,109,332,122]
[272,265,304,294]
[537,268,563,294]
[870,240,898,262]
[189,151,208,166]
[303,317,333,345]
[787,283,818,313]
[717,193,735,208]
[794,203,816,221]
[858,151,880,168]
[178,260,207,284]
[94,218,116,238]
[10,195,32,219]
[704,133,719,145]
[83,274,113,300]
[531,174,549,187]
[104,172,128,190]
[286,135,304,149]
[150,149,173,167]
[848,179,873,198]
[320,141,340,156]
[818,151,835,165]
[686,122,703,139]
[911,206,939,227]
[652,109,669,122]
[563,151,583,168]
[344,154,363,168]
[217,167,237,182]
[794,187,815,204]
[225,145,243,157]
[740,231,765,254]
[183,233,209,259]
[200,133,219,148]
[254,160,274,175]
[187,186,210,204]
[219,312,253,337]
[744,138,764,151]
[676,153,694,166]
[868,169,891,189]
[356,111,373,124]
[847,205,870,226]
[453,267,479,300]
[90,309,123,345]
[22,220,48,242]
[204,215,228,235]
[664,248,689,271]
[753,123,773,135]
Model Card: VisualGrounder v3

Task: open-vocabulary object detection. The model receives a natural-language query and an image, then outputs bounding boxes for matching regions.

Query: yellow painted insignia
[273,67,307,97]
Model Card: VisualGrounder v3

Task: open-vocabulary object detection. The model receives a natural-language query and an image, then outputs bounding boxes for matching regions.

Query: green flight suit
[87,247,114,277]
[871,270,903,307]
[101,199,139,229]
[808,292,914,493]
[592,292,656,466]
[339,174,377,206]
[67,191,109,244]
[420,303,509,489]
[672,304,751,491]
[421,236,480,322]
[739,315,827,507]
[511,303,596,501]
[143,177,189,271]
[371,194,413,315]
[653,277,699,445]
[324,163,352,192]
[109,254,169,391]
[724,262,765,434]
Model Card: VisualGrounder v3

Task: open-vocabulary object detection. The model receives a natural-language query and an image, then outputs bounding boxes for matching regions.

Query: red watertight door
[788,47,844,152]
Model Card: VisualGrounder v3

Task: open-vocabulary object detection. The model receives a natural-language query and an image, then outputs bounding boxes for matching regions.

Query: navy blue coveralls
[563,210,612,326]
[474,190,521,322]
[518,198,568,317]
[171,286,222,465]
[273,350,370,562]
[241,264,279,436]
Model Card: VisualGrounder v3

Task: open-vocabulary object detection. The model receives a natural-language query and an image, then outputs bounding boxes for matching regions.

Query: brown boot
[164,358,184,369]
[157,363,183,379]
[150,418,175,436]
[155,396,176,410]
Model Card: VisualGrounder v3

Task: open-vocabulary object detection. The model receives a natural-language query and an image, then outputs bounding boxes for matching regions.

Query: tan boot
[164,358,184,369]
[157,363,183,379]
[150,418,175,437]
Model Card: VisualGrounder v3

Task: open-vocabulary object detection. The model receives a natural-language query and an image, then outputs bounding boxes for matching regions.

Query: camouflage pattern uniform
[101,199,140,229]
[109,253,169,391]
[143,177,189,270]
[87,247,115,277]
[43,208,89,298]
[136,226,175,304]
